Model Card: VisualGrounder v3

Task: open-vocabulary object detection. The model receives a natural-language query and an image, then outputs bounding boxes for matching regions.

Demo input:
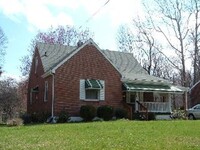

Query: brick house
[27,39,186,119]
[190,81,200,107]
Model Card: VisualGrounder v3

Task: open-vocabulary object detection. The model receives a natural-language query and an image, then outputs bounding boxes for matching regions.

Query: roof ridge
[101,49,133,55]
[36,42,76,49]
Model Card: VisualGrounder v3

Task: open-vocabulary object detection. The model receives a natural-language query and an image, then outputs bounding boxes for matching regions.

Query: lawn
[0,120,200,150]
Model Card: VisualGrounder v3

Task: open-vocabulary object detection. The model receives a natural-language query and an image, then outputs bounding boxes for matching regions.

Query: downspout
[51,72,55,117]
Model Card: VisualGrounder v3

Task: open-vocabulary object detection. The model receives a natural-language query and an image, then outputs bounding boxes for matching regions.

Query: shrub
[115,108,127,119]
[97,105,114,121]
[57,110,69,123]
[47,116,59,123]
[133,112,153,120]
[30,112,39,123]
[20,113,32,124]
[147,112,155,120]
[80,105,96,122]
[20,112,51,124]
[133,111,141,120]
[7,118,23,126]
[171,109,187,120]
[37,112,51,123]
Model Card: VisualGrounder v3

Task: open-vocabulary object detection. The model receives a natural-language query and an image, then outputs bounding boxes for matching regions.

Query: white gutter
[50,71,55,117]
[41,70,51,78]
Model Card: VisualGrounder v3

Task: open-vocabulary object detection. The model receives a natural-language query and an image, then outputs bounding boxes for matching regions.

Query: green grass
[0,120,200,150]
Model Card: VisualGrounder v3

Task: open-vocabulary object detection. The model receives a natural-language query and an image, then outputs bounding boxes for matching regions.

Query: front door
[130,93,136,103]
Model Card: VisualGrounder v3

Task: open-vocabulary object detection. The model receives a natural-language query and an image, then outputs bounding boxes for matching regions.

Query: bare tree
[188,0,200,85]
[141,0,197,110]
[20,25,93,76]
[117,20,175,80]
[117,25,134,53]
[146,0,191,87]
[17,79,28,112]
[132,18,164,75]
[20,55,32,77]
[0,78,20,119]
[0,27,8,75]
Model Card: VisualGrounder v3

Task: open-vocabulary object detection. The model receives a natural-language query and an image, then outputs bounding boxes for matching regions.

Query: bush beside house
[57,110,69,123]
[115,108,127,119]
[97,105,114,121]
[80,105,96,122]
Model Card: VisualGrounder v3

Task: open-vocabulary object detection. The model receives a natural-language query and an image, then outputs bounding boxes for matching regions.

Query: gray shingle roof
[101,50,147,75]
[36,40,169,85]
[121,73,169,85]
[37,42,76,72]
[37,42,148,76]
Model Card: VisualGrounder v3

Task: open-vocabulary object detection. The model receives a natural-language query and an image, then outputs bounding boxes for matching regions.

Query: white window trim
[44,81,48,102]
[80,79,86,100]
[80,79,105,101]
[99,80,105,100]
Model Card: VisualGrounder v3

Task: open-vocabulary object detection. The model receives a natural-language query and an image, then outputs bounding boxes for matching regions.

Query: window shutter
[80,79,85,100]
[99,80,105,100]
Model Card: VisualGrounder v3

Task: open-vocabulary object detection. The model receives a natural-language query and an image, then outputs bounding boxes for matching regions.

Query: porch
[124,91,173,113]
[122,82,186,119]
[138,101,171,112]
[121,73,188,120]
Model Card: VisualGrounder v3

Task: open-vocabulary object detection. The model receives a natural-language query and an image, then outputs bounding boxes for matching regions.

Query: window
[130,93,136,103]
[194,105,200,109]
[86,89,99,99]
[80,79,105,101]
[127,92,141,103]
[154,93,160,102]
[154,93,167,102]
[44,81,48,102]
[35,56,38,74]
[30,86,39,104]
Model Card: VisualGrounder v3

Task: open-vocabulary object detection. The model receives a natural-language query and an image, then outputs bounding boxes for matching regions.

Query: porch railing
[141,102,171,112]
[136,100,148,120]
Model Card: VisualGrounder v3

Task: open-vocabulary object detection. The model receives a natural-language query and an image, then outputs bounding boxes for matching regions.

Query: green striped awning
[123,83,183,93]
[85,79,102,89]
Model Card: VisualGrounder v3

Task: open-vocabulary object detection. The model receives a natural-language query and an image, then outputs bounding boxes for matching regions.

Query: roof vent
[77,40,83,47]
[41,51,47,57]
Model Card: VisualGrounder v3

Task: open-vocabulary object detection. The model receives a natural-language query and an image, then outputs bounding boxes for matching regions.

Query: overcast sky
[0,0,143,80]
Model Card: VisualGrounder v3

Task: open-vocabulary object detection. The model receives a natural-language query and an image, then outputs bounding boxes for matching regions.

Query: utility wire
[79,0,111,29]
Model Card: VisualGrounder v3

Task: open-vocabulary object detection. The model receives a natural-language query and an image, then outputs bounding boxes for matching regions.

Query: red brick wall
[27,48,52,114]
[190,83,200,107]
[54,44,123,116]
